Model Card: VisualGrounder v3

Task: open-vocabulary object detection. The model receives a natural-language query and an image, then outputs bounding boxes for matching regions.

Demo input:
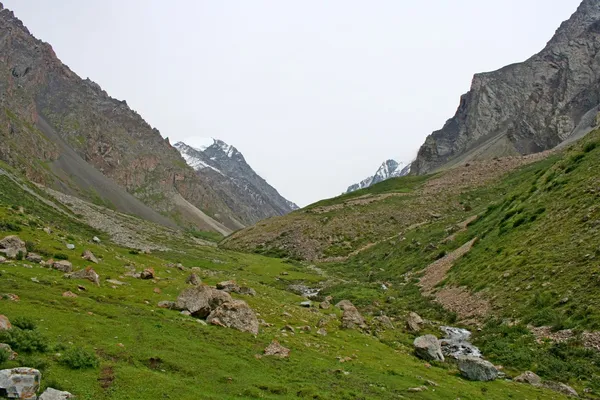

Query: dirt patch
[434,286,491,324]
[419,238,477,294]
[529,326,600,352]
[444,215,479,243]
[98,366,115,390]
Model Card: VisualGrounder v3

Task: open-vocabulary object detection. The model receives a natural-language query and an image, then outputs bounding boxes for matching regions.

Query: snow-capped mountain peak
[345,159,412,194]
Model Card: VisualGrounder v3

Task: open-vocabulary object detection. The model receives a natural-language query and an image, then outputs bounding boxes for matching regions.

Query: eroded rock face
[414,335,444,362]
[0,367,41,399]
[457,356,498,381]
[175,285,232,318]
[412,1,600,174]
[206,300,259,335]
[0,236,26,259]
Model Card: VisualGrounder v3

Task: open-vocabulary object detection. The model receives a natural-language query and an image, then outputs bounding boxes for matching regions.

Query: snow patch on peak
[345,159,412,194]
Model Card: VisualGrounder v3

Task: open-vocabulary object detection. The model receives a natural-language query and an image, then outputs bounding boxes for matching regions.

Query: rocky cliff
[0,3,251,233]
[346,159,411,193]
[412,0,600,174]
[175,140,297,225]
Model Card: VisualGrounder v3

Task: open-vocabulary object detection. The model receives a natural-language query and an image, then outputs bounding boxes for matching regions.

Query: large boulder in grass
[457,356,498,381]
[0,368,41,399]
[67,267,100,286]
[39,387,75,399]
[414,335,444,362]
[176,285,232,318]
[0,236,26,259]
[406,312,424,332]
[206,300,259,335]
[52,260,73,273]
[341,306,367,330]
[82,249,98,264]
[0,315,11,331]
[25,253,43,263]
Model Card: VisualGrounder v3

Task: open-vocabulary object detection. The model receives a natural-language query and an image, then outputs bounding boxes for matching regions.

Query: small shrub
[0,347,9,365]
[583,141,598,153]
[0,328,49,353]
[25,241,36,253]
[128,249,139,255]
[61,347,99,369]
[513,216,527,228]
[12,317,37,331]
[53,253,69,260]
[0,220,21,232]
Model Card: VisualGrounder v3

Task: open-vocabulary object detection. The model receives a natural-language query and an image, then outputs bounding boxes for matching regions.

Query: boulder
[92,236,101,243]
[0,236,26,259]
[216,280,241,293]
[52,260,73,273]
[414,335,444,362]
[264,340,290,358]
[514,371,542,385]
[300,301,312,308]
[543,382,578,397]
[25,253,42,263]
[341,306,367,330]
[0,344,17,360]
[62,291,78,298]
[185,273,201,285]
[406,312,424,332]
[82,250,98,264]
[335,300,355,310]
[457,356,498,381]
[239,287,256,296]
[176,285,232,317]
[0,367,40,399]
[157,301,176,309]
[319,301,331,310]
[66,244,75,250]
[0,315,11,331]
[39,388,75,399]
[0,256,5,264]
[140,268,155,279]
[67,267,100,286]
[206,300,259,335]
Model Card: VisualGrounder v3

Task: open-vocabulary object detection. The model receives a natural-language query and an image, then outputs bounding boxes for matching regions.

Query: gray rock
[25,253,42,263]
[51,260,73,273]
[300,301,312,308]
[0,235,26,259]
[176,285,232,317]
[0,256,5,264]
[374,315,394,330]
[216,280,241,293]
[206,300,259,335]
[185,273,201,285]
[439,326,481,359]
[81,249,98,264]
[335,300,354,310]
[157,301,176,309]
[39,387,75,399]
[239,287,256,296]
[319,301,331,309]
[341,306,367,330]
[92,236,101,243]
[0,367,41,399]
[263,340,290,358]
[514,371,542,385]
[414,335,444,362]
[457,356,498,381]
[406,312,424,332]
[0,315,11,330]
[67,267,100,286]
[66,243,75,250]
[542,382,578,397]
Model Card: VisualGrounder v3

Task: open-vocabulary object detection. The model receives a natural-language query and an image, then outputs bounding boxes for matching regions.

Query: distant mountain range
[346,159,411,193]
[175,140,297,225]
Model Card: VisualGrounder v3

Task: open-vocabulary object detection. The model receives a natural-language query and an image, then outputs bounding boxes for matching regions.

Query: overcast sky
[4,0,582,206]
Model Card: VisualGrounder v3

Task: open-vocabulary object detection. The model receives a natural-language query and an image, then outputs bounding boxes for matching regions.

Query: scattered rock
[0,294,19,302]
[0,344,17,360]
[0,256,5,264]
[300,301,312,308]
[92,236,101,243]
[176,285,232,318]
[335,300,354,310]
[216,280,241,293]
[82,249,98,264]
[543,382,578,397]
[287,284,320,298]
[239,287,256,296]
[0,315,11,330]
[66,243,75,250]
[0,236,26,259]
[67,267,100,286]
[185,273,201,285]
[514,371,542,385]
[407,386,428,393]
[51,260,73,273]
[206,300,259,335]
[157,301,176,309]
[43,227,52,235]
[317,328,327,336]
[414,335,444,362]
[0,367,40,399]
[457,356,498,381]
[106,279,126,286]
[374,315,395,330]
[341,303,367,330]
[62,291,78,298]
[406,312,424,332]
[39,387,75,399]
[319,301,331,309]
[25,253,42,263]
[264,340,290,358]
[153,288,161,294]
[282,325,295,333]
[140,268,155,280]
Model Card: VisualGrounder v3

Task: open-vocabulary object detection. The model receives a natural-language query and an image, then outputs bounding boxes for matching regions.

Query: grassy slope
[0,166,565,399]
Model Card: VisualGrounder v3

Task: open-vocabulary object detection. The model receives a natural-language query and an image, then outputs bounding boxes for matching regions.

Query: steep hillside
[345,159,411,193]
[175,140,297,226]
[0,161,568,399]
[0,5,247,233]
[412,0,600,174]
[223,128,600,395]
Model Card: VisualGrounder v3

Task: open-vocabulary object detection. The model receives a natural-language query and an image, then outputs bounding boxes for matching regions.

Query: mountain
[174,140,298,225]
[346,159,411,193]
[0,3,265,234]
[412,0,600,174]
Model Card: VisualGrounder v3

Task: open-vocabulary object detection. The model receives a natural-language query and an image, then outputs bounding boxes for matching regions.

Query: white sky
[4,0,582,206]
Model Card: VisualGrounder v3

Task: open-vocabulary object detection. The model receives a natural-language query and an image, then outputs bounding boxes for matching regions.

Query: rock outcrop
[39,388,75,399]
[0,367,40,399]
[413,0,600,174]
[176,285,232,318]
[414,335,445,362]
[346,159,411,193]
[457,356,499,381]
[206,300,259,335]
[0,235,26,259]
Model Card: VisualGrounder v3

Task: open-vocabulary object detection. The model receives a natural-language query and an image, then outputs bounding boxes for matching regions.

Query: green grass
[0,164,567,399]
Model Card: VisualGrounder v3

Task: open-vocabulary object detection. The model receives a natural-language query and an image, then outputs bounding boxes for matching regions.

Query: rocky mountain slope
[0,4,257,234]
[174,140,297,225]
[346,159,411,193]
[412,0,600,174]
